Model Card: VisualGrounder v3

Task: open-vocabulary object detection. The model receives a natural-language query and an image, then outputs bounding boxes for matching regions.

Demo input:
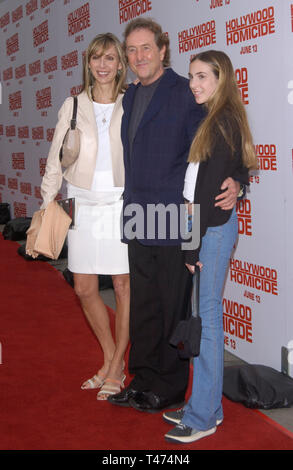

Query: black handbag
[57,197,75,228]
[223,364,293,409]
[169,265,202,359]
[2,217,32,241]
[0,203,11,224]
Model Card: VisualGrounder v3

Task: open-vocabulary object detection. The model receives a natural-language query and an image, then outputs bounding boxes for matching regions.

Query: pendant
[102,117,106,124]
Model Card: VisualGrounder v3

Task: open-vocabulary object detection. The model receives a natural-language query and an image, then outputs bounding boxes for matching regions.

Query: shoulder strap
[191,265,200,318]
[70,96,78,130]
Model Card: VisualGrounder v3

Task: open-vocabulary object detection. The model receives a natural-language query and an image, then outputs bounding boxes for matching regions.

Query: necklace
[94,102,114,125]
[91,89,114,125]
[100,108,108,125]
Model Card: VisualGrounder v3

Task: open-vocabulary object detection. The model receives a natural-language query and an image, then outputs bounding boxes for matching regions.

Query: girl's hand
[196,261,203,271]
[185,261,203,274]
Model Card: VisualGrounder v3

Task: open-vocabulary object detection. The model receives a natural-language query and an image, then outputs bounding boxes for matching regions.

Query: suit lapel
[122,69,178,162]
[121,83,137,161]
[137,68,177,131]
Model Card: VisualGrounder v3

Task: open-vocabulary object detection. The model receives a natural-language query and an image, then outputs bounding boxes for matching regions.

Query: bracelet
[237,183,246,199]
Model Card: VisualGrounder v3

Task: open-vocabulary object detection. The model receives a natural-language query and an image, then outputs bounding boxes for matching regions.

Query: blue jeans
[182,209,238,431]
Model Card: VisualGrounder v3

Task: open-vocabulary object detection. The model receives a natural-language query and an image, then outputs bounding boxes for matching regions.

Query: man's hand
[214,177,240,210]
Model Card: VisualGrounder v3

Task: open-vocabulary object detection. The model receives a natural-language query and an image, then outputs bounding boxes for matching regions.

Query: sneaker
[163,408,223,426]
[163,408,184,425]
[165,423,216,444]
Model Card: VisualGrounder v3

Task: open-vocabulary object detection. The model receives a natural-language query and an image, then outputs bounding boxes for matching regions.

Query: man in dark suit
[108,18,240,412]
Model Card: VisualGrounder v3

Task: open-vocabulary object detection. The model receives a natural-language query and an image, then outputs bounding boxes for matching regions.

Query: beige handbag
[59,96,80,168]
[26,201,72,260]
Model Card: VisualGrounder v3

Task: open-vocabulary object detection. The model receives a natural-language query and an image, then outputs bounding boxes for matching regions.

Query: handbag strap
[70,96,78,130]
[191,265,200,318]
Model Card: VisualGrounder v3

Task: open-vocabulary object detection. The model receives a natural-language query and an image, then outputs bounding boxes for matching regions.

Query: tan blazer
[40,90,124,208]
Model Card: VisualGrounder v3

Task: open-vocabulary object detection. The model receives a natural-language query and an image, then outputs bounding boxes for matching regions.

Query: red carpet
[0,234,293,451]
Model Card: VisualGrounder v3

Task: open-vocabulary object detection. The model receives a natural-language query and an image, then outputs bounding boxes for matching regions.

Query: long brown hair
[82,33,127,102]
[188,50,257,169]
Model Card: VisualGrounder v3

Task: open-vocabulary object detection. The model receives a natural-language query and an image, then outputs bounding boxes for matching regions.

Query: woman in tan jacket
[41,33,129,400]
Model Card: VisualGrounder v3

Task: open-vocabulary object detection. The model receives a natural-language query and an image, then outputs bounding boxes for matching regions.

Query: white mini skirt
[67,184,129,275]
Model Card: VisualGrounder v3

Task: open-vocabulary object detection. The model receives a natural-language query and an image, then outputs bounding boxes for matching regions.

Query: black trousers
[127,239,192,401]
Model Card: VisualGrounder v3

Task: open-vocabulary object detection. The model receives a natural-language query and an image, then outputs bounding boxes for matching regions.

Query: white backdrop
[0,0,292,375]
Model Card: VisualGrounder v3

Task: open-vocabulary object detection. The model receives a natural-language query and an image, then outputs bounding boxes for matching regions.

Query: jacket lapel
[77,90,98,138]
[111,93,123,123]
[137,68,177,131]
[122,69,178,161]
[121,84,137,160]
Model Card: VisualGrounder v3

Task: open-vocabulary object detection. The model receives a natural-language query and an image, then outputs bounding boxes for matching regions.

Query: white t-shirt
[91,102,122,192]
[183,162,199,202]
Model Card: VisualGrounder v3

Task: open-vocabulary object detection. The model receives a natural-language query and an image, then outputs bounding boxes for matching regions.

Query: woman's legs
[103,273,130,379]
[74,272,130,395]
[96,273,130,399]
[74,273,116,385]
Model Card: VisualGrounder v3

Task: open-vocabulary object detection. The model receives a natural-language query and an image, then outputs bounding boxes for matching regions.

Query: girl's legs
[182,210,238,431]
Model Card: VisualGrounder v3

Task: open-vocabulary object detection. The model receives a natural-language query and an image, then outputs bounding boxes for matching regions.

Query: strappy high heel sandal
[96,374,126,401]
[81,372,106,390]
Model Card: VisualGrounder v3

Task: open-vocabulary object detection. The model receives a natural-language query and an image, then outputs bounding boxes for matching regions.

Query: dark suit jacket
[184,128,249,265]
[121,68,204,245]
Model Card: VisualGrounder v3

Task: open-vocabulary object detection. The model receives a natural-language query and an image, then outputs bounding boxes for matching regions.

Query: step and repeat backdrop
[0,0,292,375]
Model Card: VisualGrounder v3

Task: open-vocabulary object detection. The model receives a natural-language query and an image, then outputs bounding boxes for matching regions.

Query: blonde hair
[188,50,257,170]
[82,33,127,102]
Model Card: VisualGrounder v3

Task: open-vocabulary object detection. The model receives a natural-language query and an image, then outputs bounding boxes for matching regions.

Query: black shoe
[107,386,141,407]
[129,391,185,414]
